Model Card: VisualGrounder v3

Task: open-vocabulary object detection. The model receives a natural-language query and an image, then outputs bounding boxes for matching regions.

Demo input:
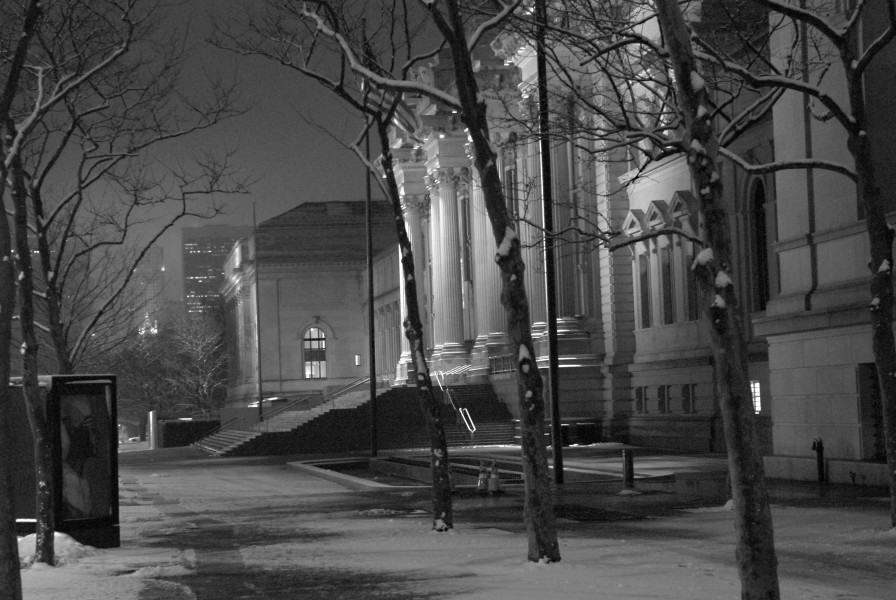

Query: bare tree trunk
[654,1,779,597]
[0,171,23,600]
[431,0,560,562]
[9,153,56,566]
[375,118,453,531]
[849,128,896,527]
[1,1,44,590]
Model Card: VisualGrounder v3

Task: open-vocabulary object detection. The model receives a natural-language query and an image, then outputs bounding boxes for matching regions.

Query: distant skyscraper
[182,225,251,318]
[134,247,165,335]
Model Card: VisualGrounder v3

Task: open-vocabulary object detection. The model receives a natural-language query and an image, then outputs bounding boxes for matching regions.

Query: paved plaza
[20,445,896,599]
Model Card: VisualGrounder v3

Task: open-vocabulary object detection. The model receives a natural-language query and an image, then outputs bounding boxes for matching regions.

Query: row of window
[633,381,762,414]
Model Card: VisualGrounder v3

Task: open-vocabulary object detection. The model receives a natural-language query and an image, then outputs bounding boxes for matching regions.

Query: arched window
[303,327,327,379]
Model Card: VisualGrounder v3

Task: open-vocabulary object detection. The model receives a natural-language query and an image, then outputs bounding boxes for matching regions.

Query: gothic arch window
[303,327,327,379]
[638,250,652,328]
[670,191,701,321]
[749,179,770,311]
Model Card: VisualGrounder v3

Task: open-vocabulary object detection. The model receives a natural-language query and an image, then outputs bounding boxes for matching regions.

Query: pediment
[621,209,648,236]
[645,201,671,229]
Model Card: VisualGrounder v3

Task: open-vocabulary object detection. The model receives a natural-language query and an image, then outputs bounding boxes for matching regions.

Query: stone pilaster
[429,166,469,371]
[469,170,509,381]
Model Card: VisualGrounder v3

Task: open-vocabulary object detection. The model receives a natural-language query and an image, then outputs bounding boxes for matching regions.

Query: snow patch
[878,259,890,273]
[692,247,713,268]
[714,271,732,289]
[496,227,517,258]
[18,532,100,568]
[711,294,726,309]
[690,71,705,92]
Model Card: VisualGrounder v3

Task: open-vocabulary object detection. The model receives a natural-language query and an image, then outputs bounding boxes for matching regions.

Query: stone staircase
[194,389,373,456]
[194,383,517,457]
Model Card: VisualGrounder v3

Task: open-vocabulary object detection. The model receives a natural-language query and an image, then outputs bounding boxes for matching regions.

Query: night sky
[156,1,375,302]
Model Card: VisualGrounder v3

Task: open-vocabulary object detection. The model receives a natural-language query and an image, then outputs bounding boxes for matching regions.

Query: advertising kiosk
[11,375,120,548]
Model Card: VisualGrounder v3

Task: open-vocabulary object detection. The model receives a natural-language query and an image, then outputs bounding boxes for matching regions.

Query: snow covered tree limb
[608,227,706,252]
[748,0,846,47]
[854,1,896,77]
[301,2,462,109]
[718,147,857,181]
[466,0,522,51]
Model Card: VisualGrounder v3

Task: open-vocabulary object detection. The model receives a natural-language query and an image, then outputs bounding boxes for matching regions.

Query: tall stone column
[523,137,547,328]
[597,146,636,439]
[423,131,472,376]
[469,169,508,381]
[426,173,444,354]
[431,166,469,371]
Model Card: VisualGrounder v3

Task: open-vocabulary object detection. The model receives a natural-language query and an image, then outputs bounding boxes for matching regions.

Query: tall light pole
[253,203,263,423]
[366,127,378,457]
[536,0,563,484]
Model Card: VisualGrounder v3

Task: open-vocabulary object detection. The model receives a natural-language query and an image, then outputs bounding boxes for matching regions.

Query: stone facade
[221,201,398,405]
[220,6,893,485]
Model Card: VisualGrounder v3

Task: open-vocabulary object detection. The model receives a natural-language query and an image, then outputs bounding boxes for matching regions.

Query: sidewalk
[19,445,896,600]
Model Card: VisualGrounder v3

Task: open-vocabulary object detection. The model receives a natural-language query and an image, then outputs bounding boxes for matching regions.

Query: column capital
[425,166,470,193]
[401,194,430,218]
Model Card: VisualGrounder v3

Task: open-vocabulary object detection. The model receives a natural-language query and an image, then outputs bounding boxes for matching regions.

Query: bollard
[476,461,488,493]
[811,438,825,483]
[622,449,634,488]
[488,462,501,494]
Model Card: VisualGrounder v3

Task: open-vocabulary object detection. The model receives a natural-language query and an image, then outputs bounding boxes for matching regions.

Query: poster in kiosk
[10,375,120,548]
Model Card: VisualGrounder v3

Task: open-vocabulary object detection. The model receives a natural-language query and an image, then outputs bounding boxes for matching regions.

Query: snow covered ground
[17,449,896,599]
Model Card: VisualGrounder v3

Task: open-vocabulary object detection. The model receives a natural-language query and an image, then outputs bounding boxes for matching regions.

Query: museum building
[221,6,892,485]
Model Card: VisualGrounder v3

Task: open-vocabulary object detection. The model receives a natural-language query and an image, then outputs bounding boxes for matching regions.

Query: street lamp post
[366,127,378,457]
[536,0,563,484]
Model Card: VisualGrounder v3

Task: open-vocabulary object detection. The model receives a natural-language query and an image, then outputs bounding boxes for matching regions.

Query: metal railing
[488,354,515,374]
[434,371,476,438]
[204,376,382,438]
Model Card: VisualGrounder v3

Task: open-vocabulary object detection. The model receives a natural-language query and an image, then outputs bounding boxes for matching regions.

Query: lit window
[750,380,761,413]
[303,327,327,379]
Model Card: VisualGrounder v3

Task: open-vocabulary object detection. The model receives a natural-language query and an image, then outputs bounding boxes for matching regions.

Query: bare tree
[690,0,896,529]
[423,0,561,562]
[275,0,562,559]
[3,0,246,565]
[162,313,229,418]
[17,0,246,374]
[651,2,780,597]
[0,0,41,590]
[487,0,781,591]
[214,0,456,531]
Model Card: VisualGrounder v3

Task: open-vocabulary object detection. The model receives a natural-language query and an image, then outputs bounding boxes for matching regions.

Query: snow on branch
[854,2,896,76]
[748,0,845,48]
[718,147,857,181]
[301,4,461,110]
[693,47,854,131]
[467,0,522,52]
[609,227,706,253]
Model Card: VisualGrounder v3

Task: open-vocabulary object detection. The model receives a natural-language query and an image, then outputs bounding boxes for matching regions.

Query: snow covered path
[19,447,896,599]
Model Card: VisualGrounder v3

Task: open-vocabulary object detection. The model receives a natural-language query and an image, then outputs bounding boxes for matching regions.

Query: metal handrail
[434,371,476,437]
[459,407,476,435]
[206,376,377,437]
